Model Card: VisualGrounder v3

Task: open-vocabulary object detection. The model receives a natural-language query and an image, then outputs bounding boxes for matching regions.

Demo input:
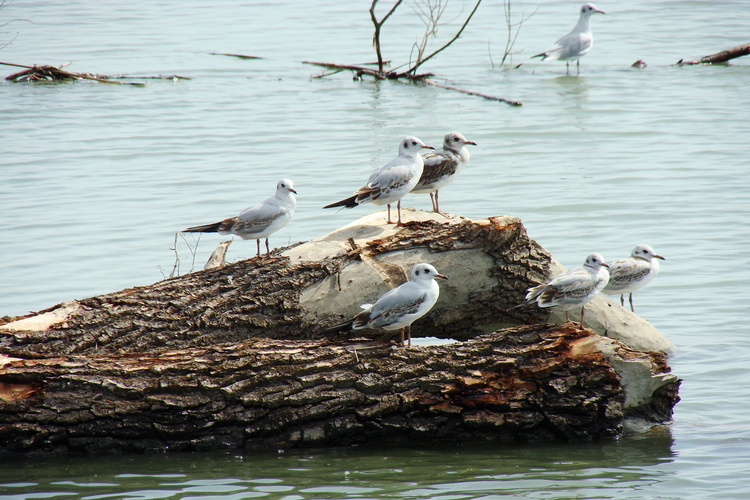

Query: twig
[499,1,537,65]
[117,75,191,80]
[210,52,262,59]
[406,0,482,75]
[423,78,522,106]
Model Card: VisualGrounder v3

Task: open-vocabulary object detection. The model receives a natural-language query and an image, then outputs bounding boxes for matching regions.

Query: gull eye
[411,141,418,146]
[415,270,420,275]
[403,141,409,148]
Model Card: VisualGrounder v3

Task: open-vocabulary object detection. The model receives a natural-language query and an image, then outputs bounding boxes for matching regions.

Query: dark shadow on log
[677,42,750,65]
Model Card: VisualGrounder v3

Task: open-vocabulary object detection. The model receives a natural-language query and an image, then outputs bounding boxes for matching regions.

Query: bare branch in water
[369,0,404,73]
[677,42,750,65]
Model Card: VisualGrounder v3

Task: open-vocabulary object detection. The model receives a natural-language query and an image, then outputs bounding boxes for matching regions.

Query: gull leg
[429,192,437,212]
[255,239,261,258]
[620,295,625,307]
[566,61,570,75]
[265,238,271,258]
[434,191,442,214]
[396,200,405,226]
[629,293,635,312]
[386,204,393,224]
[580,306,585,327]
[565,310,570,323]
[406,325,412,347]
[400,327,405,346]
[576,59,580,76]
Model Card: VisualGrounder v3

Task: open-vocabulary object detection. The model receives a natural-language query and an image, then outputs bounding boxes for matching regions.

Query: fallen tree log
[0,324,678,455]
[0,211,679,455]
[677,42,750,65]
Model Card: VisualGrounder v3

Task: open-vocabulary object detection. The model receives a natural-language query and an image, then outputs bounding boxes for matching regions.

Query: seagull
[531,3,606,75]
[323,137,434,225]
[325,263,448,346]
[411,132,477,214]
[519,253,609,327]
[602,244,665,312]
[183,179,297,258]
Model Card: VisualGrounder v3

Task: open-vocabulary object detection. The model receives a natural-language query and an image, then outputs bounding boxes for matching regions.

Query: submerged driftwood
[677,42,750,65]
[0,211,679,455]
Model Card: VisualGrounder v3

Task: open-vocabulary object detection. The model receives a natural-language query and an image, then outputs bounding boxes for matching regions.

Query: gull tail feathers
[512,284,547,310]
[319,318,356,335]
[323,194,359,209]
[183,221,223,233]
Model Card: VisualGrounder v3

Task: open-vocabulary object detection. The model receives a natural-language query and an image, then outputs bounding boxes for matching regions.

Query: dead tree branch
[1,61,146,86]
[370,0,404,73]
[677,42,750,65]
[423,78,522,106]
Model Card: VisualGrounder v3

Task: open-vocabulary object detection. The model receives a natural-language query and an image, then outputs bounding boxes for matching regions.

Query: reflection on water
[0,434,675,500]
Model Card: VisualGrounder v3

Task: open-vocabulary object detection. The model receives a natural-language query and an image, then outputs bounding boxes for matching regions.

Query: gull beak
[466,140,477,146]
[289,187,298,194]
[436,273,448,280]
[602,263,610,268]
[422,145,435,150]
[654,254,666,260]
[595,8,606,14]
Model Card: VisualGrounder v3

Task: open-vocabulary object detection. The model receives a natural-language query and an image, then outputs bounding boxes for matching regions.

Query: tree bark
[677,42,750,65]
[0,216,546,356]
[0,212,680,455]
[0,324,678,455]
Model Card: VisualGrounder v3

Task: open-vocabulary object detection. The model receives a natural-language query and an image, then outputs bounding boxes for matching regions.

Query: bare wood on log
[677,42,750,65]
[0,324,678,455]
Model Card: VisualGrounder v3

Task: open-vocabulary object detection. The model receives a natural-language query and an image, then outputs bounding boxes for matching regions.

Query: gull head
[410,263,448,282]
[399,136,434,156]
[632,244,665,261]
[583,252,609,269]
[276,178,297,195]
[443,132,477,149]
[581,3,606,16]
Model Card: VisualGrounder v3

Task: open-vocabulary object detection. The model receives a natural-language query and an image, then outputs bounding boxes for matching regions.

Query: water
[1,0,749,498]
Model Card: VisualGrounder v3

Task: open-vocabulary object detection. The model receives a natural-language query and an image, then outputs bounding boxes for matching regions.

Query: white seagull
[520,253,609,327]
[532,3,606,75]
[324,137,434,225]
[328,263,448,346]
[412,132,477,214]
[602,244,665,312]
[183,179,297,258]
